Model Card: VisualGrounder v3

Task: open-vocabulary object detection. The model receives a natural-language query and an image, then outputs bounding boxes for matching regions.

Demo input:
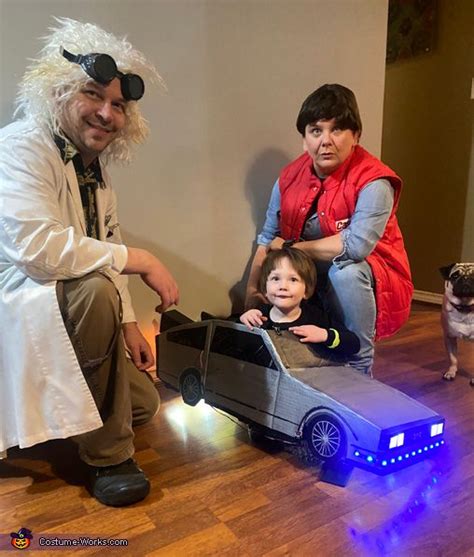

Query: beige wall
[382,0,474,294]
[462,112,474,262]
[1,0,389,350]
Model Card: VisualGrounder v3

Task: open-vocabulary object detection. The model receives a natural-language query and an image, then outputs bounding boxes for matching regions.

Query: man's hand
[269,237,285,251]
[122,321,154,370]
[240,309,267,330]
[141,260,179,313]
[289,325,328,344]
[124,247,179,312]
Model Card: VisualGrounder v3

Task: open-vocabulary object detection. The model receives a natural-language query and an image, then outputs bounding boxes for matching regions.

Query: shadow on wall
[229,148,292,314]
[121,147,292,327]
[118,229,229,338]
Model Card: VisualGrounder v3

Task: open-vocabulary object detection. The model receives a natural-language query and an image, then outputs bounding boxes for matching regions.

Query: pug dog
[440,263,474,384]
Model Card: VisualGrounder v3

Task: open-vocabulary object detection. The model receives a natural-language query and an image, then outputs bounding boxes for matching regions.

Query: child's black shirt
[259,301,360,358]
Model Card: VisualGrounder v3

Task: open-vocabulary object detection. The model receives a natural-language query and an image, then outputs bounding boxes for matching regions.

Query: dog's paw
[443,371,457,381]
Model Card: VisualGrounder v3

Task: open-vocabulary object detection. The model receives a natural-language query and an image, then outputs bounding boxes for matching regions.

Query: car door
[204,324,280,426]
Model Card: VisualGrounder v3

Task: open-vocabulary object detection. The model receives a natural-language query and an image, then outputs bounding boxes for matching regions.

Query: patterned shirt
[54,135,105,239]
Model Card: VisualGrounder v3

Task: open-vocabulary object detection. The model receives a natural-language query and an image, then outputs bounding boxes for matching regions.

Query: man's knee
[56,272,122,370]
[74,272,120,313]
[57,272,121,324]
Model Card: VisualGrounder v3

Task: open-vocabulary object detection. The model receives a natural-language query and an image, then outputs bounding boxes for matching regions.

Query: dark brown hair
[259,248,317,298]
[296,83,362,136]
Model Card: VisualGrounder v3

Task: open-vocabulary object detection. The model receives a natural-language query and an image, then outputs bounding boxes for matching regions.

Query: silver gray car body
[158,318,445,471]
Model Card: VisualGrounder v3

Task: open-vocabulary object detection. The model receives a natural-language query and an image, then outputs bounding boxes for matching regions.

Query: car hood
[288,366,439,429]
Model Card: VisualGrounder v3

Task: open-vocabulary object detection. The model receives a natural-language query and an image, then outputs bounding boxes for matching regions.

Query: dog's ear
[440,264,456,280]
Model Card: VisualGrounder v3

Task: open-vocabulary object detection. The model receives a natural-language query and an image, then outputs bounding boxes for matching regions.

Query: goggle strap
[60,47,82,65]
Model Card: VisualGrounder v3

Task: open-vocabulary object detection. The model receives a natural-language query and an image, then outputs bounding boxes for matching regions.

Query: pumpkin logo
[10,528,33,550]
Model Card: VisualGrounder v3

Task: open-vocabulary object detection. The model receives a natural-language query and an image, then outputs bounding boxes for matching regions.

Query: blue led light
[411,451,416,456]
[382,460,387,466]
[435,442,440,447]
[354,450,360,457]
[441,440,445,445]
[390,458,395,464]
[424,446,428,451]
[430,444,434,449]
[397,456,403,461]
[405,453,409,459]
[418,449,422,454]
[367,455,374,463]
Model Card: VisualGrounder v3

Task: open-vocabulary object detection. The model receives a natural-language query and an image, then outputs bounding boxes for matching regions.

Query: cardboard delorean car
[157,311,445,484]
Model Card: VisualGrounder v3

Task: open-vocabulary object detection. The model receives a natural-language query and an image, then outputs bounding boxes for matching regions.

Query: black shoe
[88,458,150,507]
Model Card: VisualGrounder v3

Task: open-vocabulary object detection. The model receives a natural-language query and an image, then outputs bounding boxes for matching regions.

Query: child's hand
[240,309,267,330]
[289,325,328,344]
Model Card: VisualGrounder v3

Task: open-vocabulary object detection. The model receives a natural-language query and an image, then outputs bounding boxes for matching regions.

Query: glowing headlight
[389,432,405,449]
[430,423,444,437]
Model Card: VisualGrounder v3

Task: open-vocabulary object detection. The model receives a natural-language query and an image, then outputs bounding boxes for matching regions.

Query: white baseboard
[412,289,443,305]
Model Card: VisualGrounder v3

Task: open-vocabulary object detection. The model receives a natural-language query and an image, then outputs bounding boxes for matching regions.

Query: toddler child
[240,248,360,357]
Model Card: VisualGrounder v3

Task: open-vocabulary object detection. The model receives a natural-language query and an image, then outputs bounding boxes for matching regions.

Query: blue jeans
[319,261,376,375]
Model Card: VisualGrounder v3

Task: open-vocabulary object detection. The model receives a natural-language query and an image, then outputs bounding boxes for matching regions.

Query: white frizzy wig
[16,17,163,164]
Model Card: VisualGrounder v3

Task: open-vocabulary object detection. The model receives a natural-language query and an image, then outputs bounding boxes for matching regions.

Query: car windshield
[211,325,278,369]
[266,330,343,371]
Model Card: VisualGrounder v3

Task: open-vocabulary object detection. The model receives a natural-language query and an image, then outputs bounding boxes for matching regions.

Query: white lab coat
[0,120,136,456]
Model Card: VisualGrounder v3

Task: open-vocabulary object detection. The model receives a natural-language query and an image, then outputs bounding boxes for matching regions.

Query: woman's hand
[289,325,328,344]
[122,321,155,370]
[244,244,268,309]
[240,309,268,330]
[244,288,267,310]
[269,237,285,251]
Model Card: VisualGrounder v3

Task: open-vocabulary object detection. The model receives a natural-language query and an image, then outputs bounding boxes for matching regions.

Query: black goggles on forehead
[60,47,144,101]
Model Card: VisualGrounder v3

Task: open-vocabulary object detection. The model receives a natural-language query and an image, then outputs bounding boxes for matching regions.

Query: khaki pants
[56,272,159,467]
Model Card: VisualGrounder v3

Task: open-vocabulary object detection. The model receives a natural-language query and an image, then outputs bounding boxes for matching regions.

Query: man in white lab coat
[0,18,179,506]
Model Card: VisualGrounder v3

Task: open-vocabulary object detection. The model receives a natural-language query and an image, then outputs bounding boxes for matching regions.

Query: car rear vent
[160,310,194,332]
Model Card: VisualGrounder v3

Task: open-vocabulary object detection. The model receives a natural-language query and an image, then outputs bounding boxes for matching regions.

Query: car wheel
[305,415,346,463]
[180,370,202,406]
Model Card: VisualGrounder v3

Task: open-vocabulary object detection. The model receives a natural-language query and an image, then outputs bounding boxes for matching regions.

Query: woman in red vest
[245,84,413,375]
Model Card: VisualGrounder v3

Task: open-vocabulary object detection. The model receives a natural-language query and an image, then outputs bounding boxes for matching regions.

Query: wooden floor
[1,302,473,557]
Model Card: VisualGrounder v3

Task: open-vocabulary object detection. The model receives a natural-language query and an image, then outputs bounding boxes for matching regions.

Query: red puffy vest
[279,146,413,340]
